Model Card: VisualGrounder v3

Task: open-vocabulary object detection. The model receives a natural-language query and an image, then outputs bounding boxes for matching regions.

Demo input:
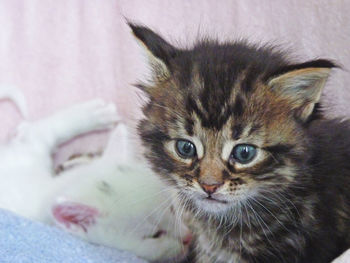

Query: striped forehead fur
[139,37,335,137]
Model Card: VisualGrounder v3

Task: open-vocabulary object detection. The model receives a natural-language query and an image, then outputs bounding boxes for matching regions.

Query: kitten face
[131,24,335,215]
[140,69,306,214]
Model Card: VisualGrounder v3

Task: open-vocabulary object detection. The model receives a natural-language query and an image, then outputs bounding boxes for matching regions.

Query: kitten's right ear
[52,202,100,233]
[128,23,179,80]
[266,59,337,122]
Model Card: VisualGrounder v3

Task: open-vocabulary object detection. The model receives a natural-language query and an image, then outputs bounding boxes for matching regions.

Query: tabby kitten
[130,23,350,263]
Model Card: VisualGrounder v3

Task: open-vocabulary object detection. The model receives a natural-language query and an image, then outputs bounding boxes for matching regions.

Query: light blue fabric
[0,209,146,263]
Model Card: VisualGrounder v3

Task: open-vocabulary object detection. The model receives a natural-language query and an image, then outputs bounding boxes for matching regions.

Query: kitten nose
[200,183,222,195]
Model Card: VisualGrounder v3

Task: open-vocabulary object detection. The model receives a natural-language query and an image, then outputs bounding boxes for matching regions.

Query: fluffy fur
[0,87,190,262]
[0,98,118,219]
[50,124,191,262]
[130,23,350,262]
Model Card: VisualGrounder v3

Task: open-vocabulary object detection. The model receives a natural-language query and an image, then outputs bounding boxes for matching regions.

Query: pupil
[183,143,192,153]
[240,147,249,159]
[231,144,256,164]
[176,140,196,158]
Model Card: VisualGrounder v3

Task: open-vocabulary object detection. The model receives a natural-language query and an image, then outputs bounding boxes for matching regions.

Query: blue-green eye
[231,144,257,164]
[176,140,196,158]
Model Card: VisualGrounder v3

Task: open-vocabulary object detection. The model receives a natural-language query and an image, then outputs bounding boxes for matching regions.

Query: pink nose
[182,233,193,245]
[200,183,222,195]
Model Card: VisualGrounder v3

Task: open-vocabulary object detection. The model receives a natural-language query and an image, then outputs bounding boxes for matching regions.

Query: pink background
[0,0,349,164]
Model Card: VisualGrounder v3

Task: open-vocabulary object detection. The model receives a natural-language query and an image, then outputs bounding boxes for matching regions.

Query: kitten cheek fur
[131,23,348,263]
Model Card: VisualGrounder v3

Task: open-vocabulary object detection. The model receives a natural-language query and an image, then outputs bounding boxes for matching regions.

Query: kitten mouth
[204,196,228,204]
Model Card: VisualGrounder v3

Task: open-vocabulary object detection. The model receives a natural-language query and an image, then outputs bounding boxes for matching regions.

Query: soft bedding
[0,209,146,263]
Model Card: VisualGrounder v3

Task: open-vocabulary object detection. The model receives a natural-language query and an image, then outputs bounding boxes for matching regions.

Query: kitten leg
[16,99,119,151]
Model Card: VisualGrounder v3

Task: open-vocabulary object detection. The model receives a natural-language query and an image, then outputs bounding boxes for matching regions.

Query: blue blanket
[0,209,146,263]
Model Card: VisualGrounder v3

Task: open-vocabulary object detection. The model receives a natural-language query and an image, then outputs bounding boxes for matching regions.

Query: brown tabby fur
[129,23,350,263]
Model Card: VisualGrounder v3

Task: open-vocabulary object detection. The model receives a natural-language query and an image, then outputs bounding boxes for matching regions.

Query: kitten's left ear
[128,22,179,80]
[267,59,337,122]
[52,202,100,233]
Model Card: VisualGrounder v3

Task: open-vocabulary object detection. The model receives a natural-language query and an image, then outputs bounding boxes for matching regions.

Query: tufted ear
[267,59,337,122]
[128,23,179,81]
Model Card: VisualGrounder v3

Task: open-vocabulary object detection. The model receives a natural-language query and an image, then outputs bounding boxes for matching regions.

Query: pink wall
[0,0,349,163]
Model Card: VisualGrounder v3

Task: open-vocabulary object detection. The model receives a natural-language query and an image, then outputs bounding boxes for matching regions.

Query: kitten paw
[65,99,120,133]
[95,103,120,130]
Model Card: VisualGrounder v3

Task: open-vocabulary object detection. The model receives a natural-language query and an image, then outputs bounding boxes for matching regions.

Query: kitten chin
[187,187,257,214]
[130,23,350,263]
[194,197,229,213]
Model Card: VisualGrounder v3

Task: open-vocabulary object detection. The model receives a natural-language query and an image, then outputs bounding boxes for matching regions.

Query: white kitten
[0,98,118,220]
[50,124,191,262]
[0,86,190,262]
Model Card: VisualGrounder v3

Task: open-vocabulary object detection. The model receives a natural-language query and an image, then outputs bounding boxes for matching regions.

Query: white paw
[49,99,120,140]
[81,99,120,130]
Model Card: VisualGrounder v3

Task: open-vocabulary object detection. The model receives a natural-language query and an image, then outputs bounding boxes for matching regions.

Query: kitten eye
[151,230,166,238]
[176,140,196,158]
[231,144,257,164]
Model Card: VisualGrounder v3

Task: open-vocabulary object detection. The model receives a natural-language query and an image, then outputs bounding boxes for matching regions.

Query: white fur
[50,125,190,262]
[0,85,190,262]
[0,84,28,117]
[0,98,119,219]
[332,249,350,263]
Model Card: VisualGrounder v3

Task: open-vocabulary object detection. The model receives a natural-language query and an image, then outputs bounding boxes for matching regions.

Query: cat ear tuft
[128,22,179,80]
[267,59,338,122]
